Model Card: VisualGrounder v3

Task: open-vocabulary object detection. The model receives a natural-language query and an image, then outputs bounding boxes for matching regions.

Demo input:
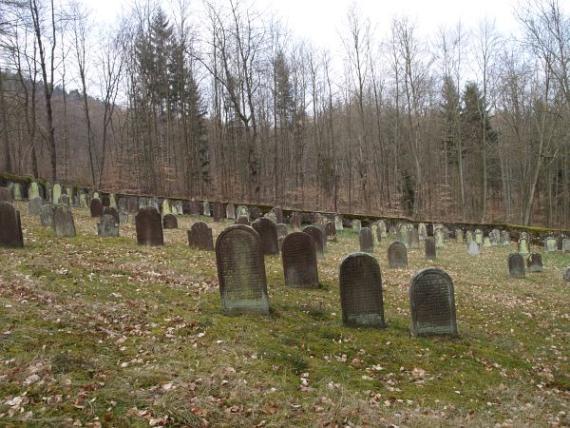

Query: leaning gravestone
[40,204,54,227]
[52,183,62,205]
[135,208,164,246]
[339,253,385,328]
[103,207,120,224]
[90,198,103,218]
[544,236,557,252]
[303,225,325,256]
[409,268,458,337]
[334,215,344,232]
[0,202,24,248]
[527,253,543,273]
[187,222,214,251]
[508,253,526,278]
[226,203,236,220]
[163,214,178,229]
[282,232,319,289]
[352,219,362,233]
[98,214,119,237]
[359,227,374,253]
[236,215,250,225]
[53,206,76,238]
[425,237,436,260]
[467,241,480,256]
[28,197,43,216]
[252,218,279,255]
[215,225,269,314]
[0,187,13,202]
[388,241,408,268]
[290,212,302,230]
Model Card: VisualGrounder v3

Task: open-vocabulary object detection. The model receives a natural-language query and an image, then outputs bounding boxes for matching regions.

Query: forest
[0,0,569,228]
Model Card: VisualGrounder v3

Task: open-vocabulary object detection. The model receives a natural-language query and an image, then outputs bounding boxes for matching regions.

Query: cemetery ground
[0,205,568,427]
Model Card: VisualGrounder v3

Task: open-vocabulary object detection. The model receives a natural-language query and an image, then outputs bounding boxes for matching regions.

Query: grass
[0,203,568,427]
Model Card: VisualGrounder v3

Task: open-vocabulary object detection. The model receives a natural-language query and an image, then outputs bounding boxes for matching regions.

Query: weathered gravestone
[303,225,325,256]
[236,215,250,225]
[40,204,54,227]
[28,182,40,200]
[215,225,269,314]
[377,220,387,238]
[352,219,362,233]
[119,212,129,224]
[10,183,22,201]
[0,202,23,247]
[127,197,138,213]
[213,202,225,222]
[518,238,529,256]
[135,208,164,246]
[483,236,492,247]
[544,236,557,252]
[359,227,374,253]
[334,215,344,232]
[388,241,408,268]
[236,205,249,220]
[90,198,103,218]
[79,192,88,208]
[466,230,473,244]
[202,201,211,217]
[252,217,279,255]
[249,206,262,221]
[190,200,201,215]
[53,206,76,238]
[325,222,336,240]
[108,193,117,209]
[271,207,284,224]
[161,199,171,215]
[28,197,43,216]
[52,183,62,205]
[226,203,236,220]
[282,232,319,289]
[456,229,464,243]
[475,229,483,246]
[339,253,385,328]
[290,212,302,230]
[163,214,178,229]
[490,229,500,245]
[98,214,119,237]
[0,187,13,202]
[508,253,526,278]
[563,239,570,253]
[527,253,543,273]
[435,229,445,249]
[187,222,214,251]
[388,226,397,237]
[467,241,480,256]
[408,228,420,249]
[409,268,458,337]
[425,237,436,260]
[103,207,120,224]
[418,223,427,241]
[59,194,71,207]
[501,230,511,246]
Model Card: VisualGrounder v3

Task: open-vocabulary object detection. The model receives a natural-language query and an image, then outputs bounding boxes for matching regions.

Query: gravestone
[90,198,103,217]
[79,192,88,208]
[325,222,336,239]
[377,220,387,238]
[388,241,408,268]
[474,229,483,245]
[466,230,473,244]
[98,214,119,237]
[119,212,129,224]
[490,229,500,245]
[236,205,249,220]
[468,241,480,256]
[40,204,54,227]
[190,200,201,215]
[352,219,362,233]
[290,212,302,230]
[11,183,22,201]
[236,215,250,225]
[425,237,436,260]
[281,232,319,289]
[456,229,464,243]
[483,236,492,247]
[501,230,511,246]
[418,223,427,241]
[334,215,344,232]
[409,268,458,336]
[28,197,43,216]
[408,228,420,249]
[53,206,76,238]
[252,217,279,255]
[508,253,526,278]
[213,202,225,222]
[163,214,178,229]
[0,187,12,202]
[135,208,164,246]
[264,211,277,224]
[187,222,214,251]
[388,225,397,237]
[563,239,570,253]
[272,207,284,224]
[162,199,172,215]
[103,207,120,224]
[564,267,570,282]
[518,238,529,256]
[399,228,411,248]
[59,194,71,207]
[359,227,374,253]
[108,193,117,209]
[303,225,325,256]
[215,225,269,314]
[435,229,445,248]
[249,206,262,220]
[28,182,40,200]
[544,236,557,252]
[92,191,100,200]
[0,202,24,247]
[202,201,211,217]
[339,253,385,328]
[527,253,543,273]
[127,197,139,213]
[118,197,128,213]
[226,203,236,220]
[52,183,62,205]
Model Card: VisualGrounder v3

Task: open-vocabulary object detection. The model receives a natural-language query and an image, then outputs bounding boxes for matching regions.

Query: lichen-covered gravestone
[425,237,436,260]
[52,183,62,205]
[135,207,164,246]
[418,223,427,241]
[467,241,480,256]
[282,232,319,289]
[236,205,249,220]
[435,229,445,248]
[98,214,119,237]
[187,222,214,251]
[0,202,24,247]
[339,253,386,328]
[303,225,325,256]
[236,215,250,225]
[28,197,43,216]
[527,253,543,273]
[377,220,387,238]
[252,218,279,255]
[563,239,570,253]
[90,198,103,217]
[352,219,362,233]
[501,230,511,246]
[226,203,236,220]
[161,199,172,215]
[388,241,408,268]
[409,268,458,337]
[483,236,492,247]
[53,206,76,238]
[359,227,374,253]
[28,182,40,200]
[163,214,178,229]
[508,253,526,278]
[215,225,269,314]
[518,238,529,256]
[474,229,483,246]
[0,187,13,202]
[544,236,557,252]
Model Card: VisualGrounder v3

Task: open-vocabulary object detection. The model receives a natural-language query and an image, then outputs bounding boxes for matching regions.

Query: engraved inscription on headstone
[135,208,164,246]
[508,253,526,278]
[359,227,374,253]
[387,241,408,268]
[187,222,214,251]
[252,217,279,255]
[0,202,24,247]
[282,232,319,289]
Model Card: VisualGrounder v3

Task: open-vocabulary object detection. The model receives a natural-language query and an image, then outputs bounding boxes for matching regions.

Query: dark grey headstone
[508,253,526,278]
[339,253,385,328]
[425,237,436,260]
[325,222,336,239]
[236,215,250,225]
[215,225,269,314]
[40,204,54,227]
[90,198,103,217]
[60,194,71,207]
[409,268,458,337]
[53,206,76,238]
[527,253,543,273]
[187,222,214,251]
[98,214,119,237]
[359,227,374,253]
[0,187,13,202]
[103,206,120,224]
[252,218,279,255]
[249,206,262,221]
[408,229,420,249]
[163,214,178,229]
[282,232,319,289]
[28,197,43,216]
[0,202,23,247]
[135,208,164,246]
[303,225,325,256]
[388,241,408,268]
[213,202,225,222]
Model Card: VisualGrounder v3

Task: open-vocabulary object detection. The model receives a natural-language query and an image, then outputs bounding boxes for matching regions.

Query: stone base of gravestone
[28,197,43,216]
[98,214,119,237]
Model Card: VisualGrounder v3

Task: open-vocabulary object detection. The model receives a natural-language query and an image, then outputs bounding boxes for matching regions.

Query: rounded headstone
[226,203,236,220]
[28,197,43,216]
[52,206,76,238]
[135,208,164,246]
[352,219,362,233]
[163,214,178,229]
[303,225,325,256]
[282,232,319,289]
[252,218,279,255]
[388,241,408,268]
[188,222,214,251]
[90,198,103,218]
[467,241,480,256]
[52,183,62,205]
[40,204,54,227]
[28,182,40,200]
[508,253,526,278]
